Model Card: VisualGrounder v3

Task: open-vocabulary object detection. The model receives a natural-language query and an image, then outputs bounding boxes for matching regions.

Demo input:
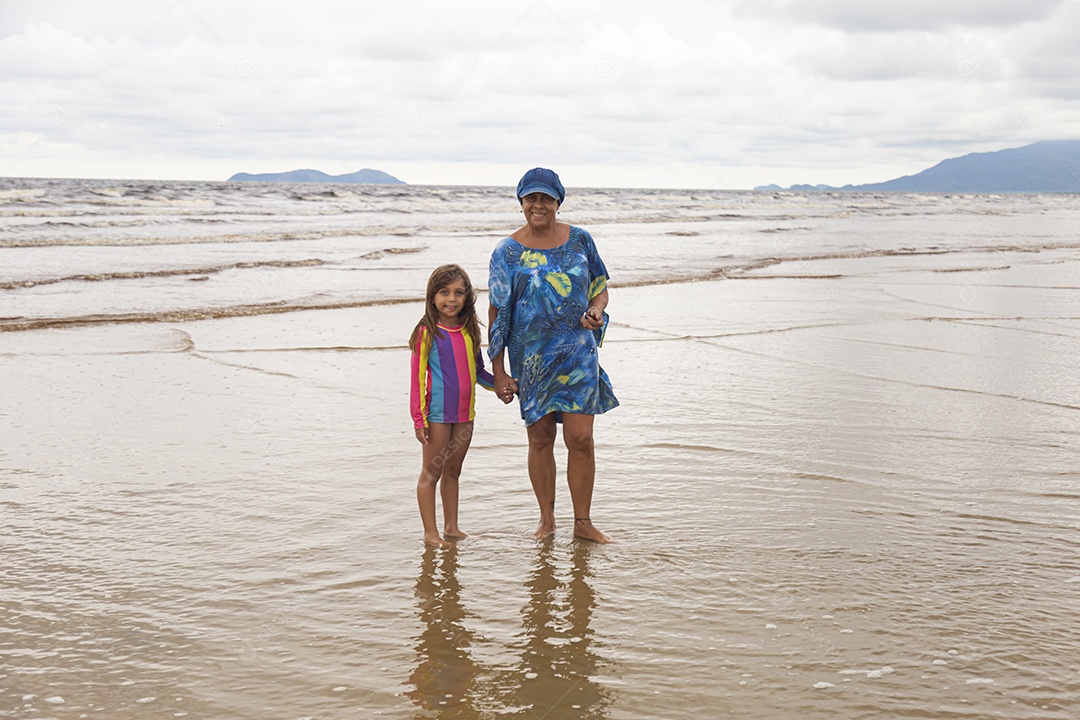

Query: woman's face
[520,192,559,229]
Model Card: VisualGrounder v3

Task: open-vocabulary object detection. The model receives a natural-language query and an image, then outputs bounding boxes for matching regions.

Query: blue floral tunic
[488,226,619,426]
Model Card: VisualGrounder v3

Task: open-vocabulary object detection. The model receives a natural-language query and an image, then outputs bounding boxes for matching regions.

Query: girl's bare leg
[526,414,558,539]
[440,421,474,539]
[562,413,610,543]
[417,423,452,549]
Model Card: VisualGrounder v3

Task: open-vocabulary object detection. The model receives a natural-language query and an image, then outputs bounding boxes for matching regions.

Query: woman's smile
[521,192,558,228]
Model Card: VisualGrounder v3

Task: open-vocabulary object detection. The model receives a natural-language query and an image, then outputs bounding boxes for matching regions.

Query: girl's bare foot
[533,520,556,540]
[423,532,452,549]
[444,528,469,540]
[573,518,611,544]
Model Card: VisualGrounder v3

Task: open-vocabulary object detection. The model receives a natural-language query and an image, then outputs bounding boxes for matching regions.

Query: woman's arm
[488,303,499,347]
[489,303,517,399]
[581,288,608,330]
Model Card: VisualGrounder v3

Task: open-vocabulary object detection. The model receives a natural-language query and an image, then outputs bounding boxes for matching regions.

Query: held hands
[498,376,518,404]
[580,306,604,331]
[493,367,518,404]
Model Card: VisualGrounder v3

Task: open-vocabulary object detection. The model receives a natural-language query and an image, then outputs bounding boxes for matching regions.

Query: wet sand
[4,244,1080,719]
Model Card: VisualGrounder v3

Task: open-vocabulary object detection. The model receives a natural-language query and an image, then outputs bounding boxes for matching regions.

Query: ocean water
[2,177,1080,719]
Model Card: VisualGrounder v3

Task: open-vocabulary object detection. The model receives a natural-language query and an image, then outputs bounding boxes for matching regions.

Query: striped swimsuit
[410,323,495,429]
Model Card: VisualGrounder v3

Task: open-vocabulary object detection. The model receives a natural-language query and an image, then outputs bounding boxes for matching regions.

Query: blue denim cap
[516,167,565,205]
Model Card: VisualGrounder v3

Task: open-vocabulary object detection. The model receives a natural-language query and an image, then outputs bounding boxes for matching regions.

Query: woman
[488,168,619,543]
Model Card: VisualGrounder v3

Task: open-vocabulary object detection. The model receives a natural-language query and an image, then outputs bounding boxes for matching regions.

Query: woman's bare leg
[417,423,453,549]
[526,414,558,539]
[439,421,474,539]
[562,413,610,543]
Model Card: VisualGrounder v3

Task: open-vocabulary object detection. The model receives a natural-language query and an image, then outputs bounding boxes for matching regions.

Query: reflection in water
[406,548,482,719]
[406,544,614,719]
[504,543,613,719]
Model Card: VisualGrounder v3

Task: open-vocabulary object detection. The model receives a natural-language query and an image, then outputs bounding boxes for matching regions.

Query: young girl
[409,264,501,548]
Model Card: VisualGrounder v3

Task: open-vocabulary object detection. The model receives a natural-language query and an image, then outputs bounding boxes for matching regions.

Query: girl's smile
[435,278,468,325]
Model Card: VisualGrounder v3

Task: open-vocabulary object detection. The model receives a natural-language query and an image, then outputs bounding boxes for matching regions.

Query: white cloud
[0,0,1077,188]
[737,0,1067,32]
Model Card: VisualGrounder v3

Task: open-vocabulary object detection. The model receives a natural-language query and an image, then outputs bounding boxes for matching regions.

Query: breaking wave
[0,259,326,291]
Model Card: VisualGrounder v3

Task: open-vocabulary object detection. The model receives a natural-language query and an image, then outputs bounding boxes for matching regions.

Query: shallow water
[2,180,1080,718]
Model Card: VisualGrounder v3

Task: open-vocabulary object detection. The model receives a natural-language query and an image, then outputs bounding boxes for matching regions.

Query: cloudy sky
[2,0,1077,189]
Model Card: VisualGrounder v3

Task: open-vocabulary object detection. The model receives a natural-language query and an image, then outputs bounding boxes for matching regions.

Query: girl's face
[433,278,468,324]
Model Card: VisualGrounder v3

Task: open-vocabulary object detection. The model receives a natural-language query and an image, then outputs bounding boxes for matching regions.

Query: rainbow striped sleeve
[468,332,495,393]
[409,326,430,429]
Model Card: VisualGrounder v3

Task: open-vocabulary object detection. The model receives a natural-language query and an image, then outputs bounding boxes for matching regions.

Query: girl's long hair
[408,264,483,352]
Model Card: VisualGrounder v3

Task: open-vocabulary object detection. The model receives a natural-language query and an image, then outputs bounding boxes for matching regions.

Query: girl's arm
[474,339,496,392]
[409,329,429,433]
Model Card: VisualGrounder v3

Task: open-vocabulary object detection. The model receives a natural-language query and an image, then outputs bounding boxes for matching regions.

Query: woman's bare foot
[533,519,556,540]
[423,532,452,549]
[444,527,469,540]
[573,518,611,544]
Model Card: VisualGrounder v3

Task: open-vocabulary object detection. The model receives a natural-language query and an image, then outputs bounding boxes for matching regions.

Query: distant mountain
[228,168,404,184]
[757,140,1080,193]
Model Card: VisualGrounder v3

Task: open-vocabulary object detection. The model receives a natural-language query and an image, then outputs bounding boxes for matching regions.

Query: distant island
[757,140,1080,193]
[228,168,404,184]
